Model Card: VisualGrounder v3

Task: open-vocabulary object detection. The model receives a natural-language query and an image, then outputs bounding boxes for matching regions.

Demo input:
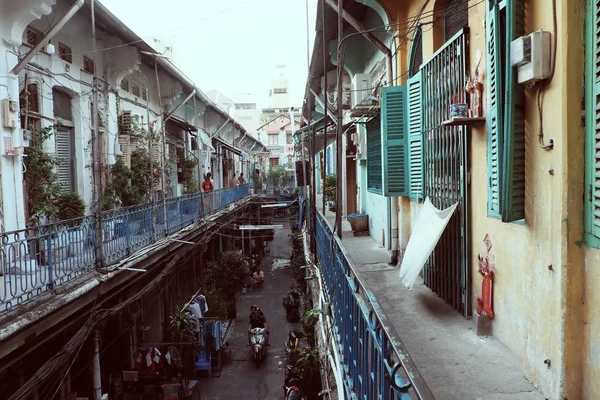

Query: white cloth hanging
[399,197,459,289]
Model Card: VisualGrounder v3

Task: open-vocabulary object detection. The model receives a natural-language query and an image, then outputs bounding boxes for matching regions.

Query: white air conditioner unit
[115,143,123,156]
[351,74,371,108]
[510,30,551,85]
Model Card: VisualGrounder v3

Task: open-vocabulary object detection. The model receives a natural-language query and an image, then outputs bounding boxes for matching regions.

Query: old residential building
[297,0,599,399]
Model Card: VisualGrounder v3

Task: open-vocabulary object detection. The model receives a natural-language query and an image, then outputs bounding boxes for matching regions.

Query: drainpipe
[92,330,102,400]
[326,0,397,264]
[11,0,85,75]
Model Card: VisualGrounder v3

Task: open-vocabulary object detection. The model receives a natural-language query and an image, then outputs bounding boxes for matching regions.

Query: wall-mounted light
[46,43,55,55]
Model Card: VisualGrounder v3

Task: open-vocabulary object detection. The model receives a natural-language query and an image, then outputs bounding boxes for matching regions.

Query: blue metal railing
[0,185,249,314]
[311,204,435,400]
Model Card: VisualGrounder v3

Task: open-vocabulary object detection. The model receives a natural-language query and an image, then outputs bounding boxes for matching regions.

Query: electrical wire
[536,0,557,151]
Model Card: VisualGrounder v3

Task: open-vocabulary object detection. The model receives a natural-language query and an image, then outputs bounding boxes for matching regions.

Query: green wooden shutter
[367,117,382,193]
[501,0,526,222]
[381,85,408,197]
[407,73,423,200]
[486,1,503,217]
[585,0,600,242]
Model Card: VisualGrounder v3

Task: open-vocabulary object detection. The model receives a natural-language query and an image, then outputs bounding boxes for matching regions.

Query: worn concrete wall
[376,0,590,398]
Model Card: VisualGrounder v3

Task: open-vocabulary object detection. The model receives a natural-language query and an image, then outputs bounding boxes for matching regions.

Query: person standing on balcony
[230,173,238,187]
[203,172,214,192]
[238,173,246,185]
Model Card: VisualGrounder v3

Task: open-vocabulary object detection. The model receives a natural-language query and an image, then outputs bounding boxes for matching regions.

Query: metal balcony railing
[311,205,435,400]
[0,185,249,315]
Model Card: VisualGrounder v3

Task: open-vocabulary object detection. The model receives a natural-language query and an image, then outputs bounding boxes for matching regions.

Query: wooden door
[346,158,357,215]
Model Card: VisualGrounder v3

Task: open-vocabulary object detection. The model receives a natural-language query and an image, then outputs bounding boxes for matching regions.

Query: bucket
[450,103,468,118]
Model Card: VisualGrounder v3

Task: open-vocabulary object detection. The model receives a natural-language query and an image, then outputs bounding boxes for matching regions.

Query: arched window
[52,87,75,192]
[409,26,423,78]
[433,0,468,51]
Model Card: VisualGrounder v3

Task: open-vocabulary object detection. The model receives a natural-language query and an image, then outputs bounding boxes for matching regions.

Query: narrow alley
[199,221,301,400]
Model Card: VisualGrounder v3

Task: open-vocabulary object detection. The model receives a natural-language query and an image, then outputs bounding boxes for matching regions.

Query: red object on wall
[477,234,495,318]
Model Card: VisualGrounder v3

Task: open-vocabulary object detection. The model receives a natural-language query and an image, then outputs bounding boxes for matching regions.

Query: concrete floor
[199,221,300,399]
[318,202,545,400]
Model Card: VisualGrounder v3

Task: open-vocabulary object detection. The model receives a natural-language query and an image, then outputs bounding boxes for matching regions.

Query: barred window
[83,56,94,74]
[120,78,129,91]
[58,43,72,63]
[26,27,41,47]
[131,83,140,97]
[141,87,148,101]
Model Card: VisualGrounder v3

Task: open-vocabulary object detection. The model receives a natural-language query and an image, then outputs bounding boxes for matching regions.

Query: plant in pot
[54,192,87,257]
[324,174,337,211]
[169,305,200,398]
[269,165,286,195]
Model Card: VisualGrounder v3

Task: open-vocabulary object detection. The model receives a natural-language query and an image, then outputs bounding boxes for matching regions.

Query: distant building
[269,64,290,109]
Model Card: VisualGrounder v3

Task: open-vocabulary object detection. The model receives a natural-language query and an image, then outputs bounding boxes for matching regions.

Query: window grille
[58,43,72,63]
[53,88,72,121]
[83,56,94,74]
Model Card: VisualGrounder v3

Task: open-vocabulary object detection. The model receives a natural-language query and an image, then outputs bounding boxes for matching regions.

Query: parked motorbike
[282,286,301,322]
[249,327,266,366]
[283,365,305,399]
[285,329,304,356]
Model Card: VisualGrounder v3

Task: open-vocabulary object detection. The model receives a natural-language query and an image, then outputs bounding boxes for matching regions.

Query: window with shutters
[120,78,129,91]
[407,74,423,200]
[381,86,408,197]
[53,87,74,191]
[486,0,526,222]
[585,0,600,245]
[367,116,382,194]
[131,83,140,98]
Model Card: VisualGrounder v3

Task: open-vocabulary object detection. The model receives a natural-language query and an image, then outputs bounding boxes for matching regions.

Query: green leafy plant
[104,150,158,208]
[269,165,287,189]
[324,174,337,203]
[24,125,63,222]
[181,158,199,194]
[303,308,322,332]
[55,192,86,221]
[203,251,250,318]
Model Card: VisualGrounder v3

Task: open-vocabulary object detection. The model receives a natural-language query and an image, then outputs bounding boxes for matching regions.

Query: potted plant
[55,192,87,257]
[169,305,200,398]
[324,174,337,211]
[203,251,250,319]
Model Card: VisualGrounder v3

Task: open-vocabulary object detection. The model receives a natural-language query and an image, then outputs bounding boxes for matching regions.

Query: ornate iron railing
[0,185,249,314]
[312,205,435,400]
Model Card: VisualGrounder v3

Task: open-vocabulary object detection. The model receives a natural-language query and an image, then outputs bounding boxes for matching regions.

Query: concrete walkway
[199,221,301,399]
[318,202,545,400]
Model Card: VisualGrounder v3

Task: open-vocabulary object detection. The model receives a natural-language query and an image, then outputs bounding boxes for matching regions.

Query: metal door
[421,28,471,317]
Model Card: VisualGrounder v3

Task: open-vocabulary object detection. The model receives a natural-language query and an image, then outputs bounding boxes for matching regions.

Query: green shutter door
[486,1,503,217]
[367,117,382,193]
[501,0,526,222]
[381,85,408,197]
[586,0,600,241]
[408,73,423,200]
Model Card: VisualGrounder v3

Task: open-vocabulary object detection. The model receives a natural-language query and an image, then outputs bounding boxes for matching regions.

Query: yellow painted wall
[377,0,591,398]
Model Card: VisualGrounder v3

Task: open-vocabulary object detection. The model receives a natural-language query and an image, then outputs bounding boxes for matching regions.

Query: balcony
[311,196,544,399]
[0,186,249,315]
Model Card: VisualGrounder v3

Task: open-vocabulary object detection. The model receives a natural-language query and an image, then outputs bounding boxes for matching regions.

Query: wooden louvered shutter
[501,0,526,222]
[56,129,73,192]
[586,0,600,240]
[486,0,503,217]
[381,86,408,196]
[367,117,382,193]
[407,73,423,200]
[118,134,131,168]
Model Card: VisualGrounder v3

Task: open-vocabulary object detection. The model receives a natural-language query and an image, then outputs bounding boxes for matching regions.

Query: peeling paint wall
[377,0,589,398]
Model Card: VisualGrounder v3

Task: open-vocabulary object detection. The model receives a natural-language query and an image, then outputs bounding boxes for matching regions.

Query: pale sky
[100,0,318,109]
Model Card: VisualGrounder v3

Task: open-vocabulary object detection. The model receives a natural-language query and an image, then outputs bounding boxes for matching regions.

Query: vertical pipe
[154,58,168,231]
[91,0,104,271]
[335,0,344,238]
[92,330,102,400]
[321,0,328,215]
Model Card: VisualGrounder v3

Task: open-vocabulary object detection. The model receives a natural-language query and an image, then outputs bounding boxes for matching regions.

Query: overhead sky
[100,0,318,109]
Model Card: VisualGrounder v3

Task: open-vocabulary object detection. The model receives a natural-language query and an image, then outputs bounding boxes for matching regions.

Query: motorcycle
[249,327,266,366]
[285,329,304,356]
[283,365,305,399]
[282,286,301,322]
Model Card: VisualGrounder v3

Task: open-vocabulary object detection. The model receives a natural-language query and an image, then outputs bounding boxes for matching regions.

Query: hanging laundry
[195,294,209,316]
[187,302,201,319]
